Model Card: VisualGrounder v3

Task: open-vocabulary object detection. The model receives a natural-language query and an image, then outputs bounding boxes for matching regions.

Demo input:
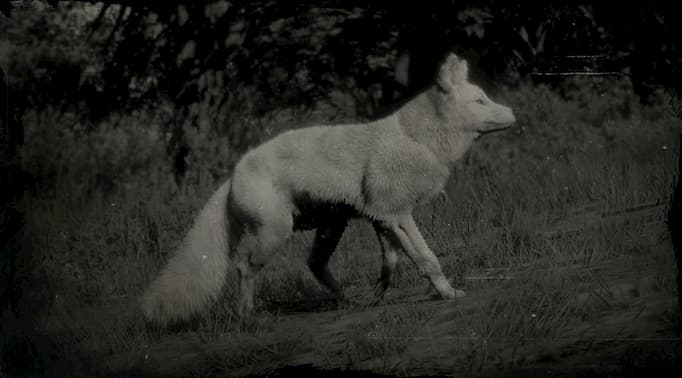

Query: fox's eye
[475,98,486,105]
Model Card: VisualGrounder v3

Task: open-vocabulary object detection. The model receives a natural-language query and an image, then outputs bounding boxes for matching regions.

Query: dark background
[1,1,682,377]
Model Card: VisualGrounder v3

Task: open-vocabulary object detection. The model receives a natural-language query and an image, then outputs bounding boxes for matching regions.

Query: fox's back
[231,121,392,209]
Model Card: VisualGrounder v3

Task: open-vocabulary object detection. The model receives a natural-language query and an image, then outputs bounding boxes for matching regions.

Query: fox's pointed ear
[451,57,469,85]
[436,53,468,92]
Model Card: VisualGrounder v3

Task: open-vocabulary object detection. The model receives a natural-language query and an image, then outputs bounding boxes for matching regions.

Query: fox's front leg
[380,214,464,300]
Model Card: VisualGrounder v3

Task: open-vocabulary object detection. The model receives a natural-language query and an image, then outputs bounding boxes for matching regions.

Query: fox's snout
[501,106,516,127]
[506,107,517,125]
[478,104,516,134]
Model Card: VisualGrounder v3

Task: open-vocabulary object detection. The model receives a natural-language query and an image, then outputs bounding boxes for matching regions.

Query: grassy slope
[18,82,682,376]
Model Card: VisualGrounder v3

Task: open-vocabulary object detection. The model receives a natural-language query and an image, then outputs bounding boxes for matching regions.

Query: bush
[0,2,110,115]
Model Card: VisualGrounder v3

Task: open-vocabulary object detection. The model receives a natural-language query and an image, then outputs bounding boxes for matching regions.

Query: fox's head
[434,53,516,135]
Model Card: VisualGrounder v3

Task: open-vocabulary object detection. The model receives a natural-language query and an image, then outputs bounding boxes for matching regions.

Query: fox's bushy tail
[141,178,232,325]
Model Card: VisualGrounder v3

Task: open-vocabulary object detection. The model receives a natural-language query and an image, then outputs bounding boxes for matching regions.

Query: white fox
[141,53,516,324]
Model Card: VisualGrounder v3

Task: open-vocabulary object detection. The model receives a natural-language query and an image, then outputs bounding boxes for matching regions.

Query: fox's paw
[373,278,390,299]
[431,287,466,300]
[428,276,465,300]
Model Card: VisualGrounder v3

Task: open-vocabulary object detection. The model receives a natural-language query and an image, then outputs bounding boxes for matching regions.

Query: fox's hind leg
[234,259,257,319]
[229,191,294,318]
[232,218,293,318]
[372,222,399,298]
[307,219,347,295]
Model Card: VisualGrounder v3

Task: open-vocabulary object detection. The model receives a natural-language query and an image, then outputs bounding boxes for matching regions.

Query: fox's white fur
[141,53,516,324]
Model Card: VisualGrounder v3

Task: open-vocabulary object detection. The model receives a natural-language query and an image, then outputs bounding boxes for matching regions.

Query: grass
[10,78,682,377]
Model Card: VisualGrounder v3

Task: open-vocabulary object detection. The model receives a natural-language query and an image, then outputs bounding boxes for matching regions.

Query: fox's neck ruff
[394,87,477,168]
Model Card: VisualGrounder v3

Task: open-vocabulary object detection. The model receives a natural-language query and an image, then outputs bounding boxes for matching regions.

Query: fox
[141,52,516,324]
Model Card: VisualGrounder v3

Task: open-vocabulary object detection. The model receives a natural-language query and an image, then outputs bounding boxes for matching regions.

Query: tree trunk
[0,65,44,376]
[0,65,24,314]
[668,135,682,336]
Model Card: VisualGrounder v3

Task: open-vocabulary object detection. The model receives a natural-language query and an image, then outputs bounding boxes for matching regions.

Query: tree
[1,1,42,373]
[8,1,682,184]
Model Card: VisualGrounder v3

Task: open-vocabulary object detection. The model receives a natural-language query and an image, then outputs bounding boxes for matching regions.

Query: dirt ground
[101,253,680,376]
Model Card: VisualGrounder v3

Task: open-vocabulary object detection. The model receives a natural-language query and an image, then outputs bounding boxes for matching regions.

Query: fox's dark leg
[307,219,348,295]
[372,222,399,298]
